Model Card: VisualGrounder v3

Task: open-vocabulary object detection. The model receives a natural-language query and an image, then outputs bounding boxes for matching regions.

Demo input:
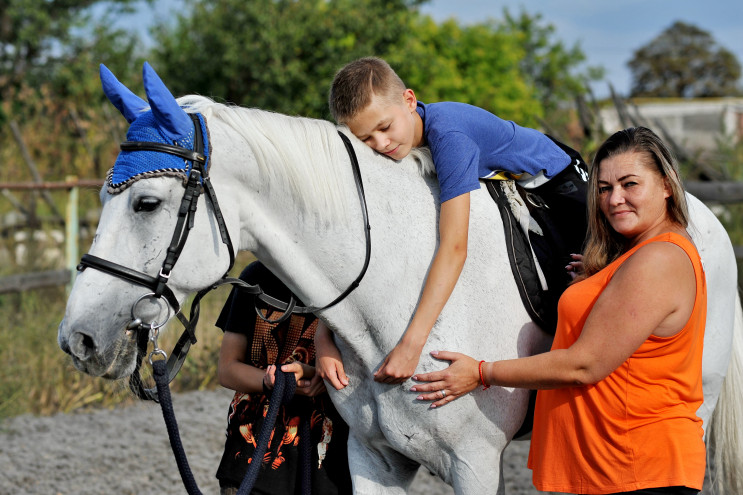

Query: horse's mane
[178,95,434,222]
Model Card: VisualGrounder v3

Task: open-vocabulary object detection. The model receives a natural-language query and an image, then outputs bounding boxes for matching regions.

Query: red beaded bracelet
[478,360,490,390]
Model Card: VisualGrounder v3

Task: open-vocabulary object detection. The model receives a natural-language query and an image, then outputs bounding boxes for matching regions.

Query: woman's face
[597,150,672,245]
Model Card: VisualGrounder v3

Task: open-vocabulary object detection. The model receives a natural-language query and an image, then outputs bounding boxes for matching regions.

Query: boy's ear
[403,88,417,111]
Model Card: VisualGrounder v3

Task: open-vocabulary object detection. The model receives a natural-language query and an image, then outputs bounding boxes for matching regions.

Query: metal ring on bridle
[131,292,172,330]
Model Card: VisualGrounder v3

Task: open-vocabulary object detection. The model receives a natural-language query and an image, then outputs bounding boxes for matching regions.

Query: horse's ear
[142,62,193,142]
[100,64,148,124]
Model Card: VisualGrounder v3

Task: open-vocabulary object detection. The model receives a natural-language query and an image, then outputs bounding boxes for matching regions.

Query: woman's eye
[133,197,161,212]
[598,186,611,194]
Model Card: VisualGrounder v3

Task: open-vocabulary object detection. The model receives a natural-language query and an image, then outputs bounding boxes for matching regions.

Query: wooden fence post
[65,176,79,293]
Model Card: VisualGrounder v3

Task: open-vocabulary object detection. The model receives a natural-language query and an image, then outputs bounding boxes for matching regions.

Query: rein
[77,116,371,401]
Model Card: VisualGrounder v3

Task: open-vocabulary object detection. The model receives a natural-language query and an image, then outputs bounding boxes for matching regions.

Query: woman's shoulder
[630,231,697,261]
[618,233,696,281]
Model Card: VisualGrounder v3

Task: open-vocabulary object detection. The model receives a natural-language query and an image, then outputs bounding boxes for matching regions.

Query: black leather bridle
[77,114,371,401]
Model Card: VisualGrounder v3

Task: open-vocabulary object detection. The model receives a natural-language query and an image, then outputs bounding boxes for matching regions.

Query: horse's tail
[707,289,743,494]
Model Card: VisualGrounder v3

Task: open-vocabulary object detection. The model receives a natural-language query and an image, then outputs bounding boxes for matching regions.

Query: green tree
[0,0,143,116]
[393,9,597,130]
[0,0,145,185]
[499,9,601,116]
[150,0,426,119]
[390,16,543,127]
[628,21,742,98]
[151,1,593,129]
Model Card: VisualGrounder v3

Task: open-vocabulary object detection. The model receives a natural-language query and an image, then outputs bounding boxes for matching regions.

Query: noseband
[77,114,371,400]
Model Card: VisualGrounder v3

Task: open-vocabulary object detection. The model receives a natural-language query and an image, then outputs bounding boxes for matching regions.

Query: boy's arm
[374,192,470,384]
[315,320,349,390]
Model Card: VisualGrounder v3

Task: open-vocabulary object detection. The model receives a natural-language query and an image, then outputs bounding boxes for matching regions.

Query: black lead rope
[236,371,306,495]
[153,359,310,495]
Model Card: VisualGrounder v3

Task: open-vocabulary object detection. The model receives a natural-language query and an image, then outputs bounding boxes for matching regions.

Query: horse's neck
[210,115,441,356]
[211,118,375,308]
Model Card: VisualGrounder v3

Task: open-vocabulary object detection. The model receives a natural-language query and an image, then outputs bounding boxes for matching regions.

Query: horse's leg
[446,442,507,495]
[347,433,420,495]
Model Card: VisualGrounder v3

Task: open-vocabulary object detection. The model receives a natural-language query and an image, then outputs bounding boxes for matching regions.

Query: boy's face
[346,89,422,160]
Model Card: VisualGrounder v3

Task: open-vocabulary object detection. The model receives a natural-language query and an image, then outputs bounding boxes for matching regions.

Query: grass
[0,251,256,420]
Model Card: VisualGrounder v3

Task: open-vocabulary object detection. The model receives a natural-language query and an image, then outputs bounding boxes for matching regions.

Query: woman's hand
[566,253,584,280]
[410,351,481,408]
[264,363,327,397]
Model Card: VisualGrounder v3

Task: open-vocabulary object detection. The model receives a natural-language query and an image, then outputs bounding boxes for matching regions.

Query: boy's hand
[315,322,349,390]
[374,339,422,384]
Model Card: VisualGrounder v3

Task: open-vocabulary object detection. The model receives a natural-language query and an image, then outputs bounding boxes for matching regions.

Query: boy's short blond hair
[328,57,407,124]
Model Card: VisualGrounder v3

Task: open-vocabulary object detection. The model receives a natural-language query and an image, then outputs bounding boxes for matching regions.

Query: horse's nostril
[69,331,97,361]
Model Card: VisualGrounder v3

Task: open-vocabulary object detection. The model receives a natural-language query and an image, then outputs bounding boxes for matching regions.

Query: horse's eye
[134,197,161,212]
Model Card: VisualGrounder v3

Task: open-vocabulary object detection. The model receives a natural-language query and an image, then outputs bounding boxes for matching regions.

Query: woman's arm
[413,241,696,406]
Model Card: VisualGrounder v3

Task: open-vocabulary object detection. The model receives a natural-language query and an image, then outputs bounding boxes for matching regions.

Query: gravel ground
[0,387,539,495]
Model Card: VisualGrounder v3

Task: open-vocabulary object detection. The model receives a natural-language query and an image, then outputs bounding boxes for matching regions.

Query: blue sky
[421,0,743,97]
[121,0,743,98]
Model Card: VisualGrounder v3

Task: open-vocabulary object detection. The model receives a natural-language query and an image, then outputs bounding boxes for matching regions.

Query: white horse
[58,63,743,494]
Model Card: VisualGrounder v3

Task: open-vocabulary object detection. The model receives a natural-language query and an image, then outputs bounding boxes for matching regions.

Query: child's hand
[263,363,311,389]
[315,322,349,390]
[316,341,349,390]
[280,362,327,397]
[565,253,584,280]
[374,340,421,384]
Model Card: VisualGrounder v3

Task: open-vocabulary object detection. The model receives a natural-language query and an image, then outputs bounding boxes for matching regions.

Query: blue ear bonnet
[100,62,210,193]
[107,111,210,193]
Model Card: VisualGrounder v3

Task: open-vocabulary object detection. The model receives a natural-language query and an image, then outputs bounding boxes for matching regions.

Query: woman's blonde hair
[580,126,689,278]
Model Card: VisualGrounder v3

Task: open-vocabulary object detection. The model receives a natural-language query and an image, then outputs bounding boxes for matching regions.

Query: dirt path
[0,387,538,494]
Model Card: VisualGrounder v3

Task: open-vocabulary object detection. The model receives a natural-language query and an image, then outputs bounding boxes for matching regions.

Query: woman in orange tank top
[412,126,706,494]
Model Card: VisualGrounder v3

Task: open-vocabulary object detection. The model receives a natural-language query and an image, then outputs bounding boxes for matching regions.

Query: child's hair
[328,57,406,124]
[580,126,689,278]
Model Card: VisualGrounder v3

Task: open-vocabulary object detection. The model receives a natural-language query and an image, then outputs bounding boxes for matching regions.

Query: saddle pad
[484,179,556,334]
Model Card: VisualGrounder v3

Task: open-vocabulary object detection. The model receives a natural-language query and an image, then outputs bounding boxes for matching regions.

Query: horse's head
[58,63,233,379]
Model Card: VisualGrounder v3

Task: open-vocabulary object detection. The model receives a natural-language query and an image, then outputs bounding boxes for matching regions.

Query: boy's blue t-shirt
[416,101,571,203]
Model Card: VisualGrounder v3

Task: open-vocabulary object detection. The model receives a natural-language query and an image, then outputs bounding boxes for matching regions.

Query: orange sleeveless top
[527,232,707,494]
